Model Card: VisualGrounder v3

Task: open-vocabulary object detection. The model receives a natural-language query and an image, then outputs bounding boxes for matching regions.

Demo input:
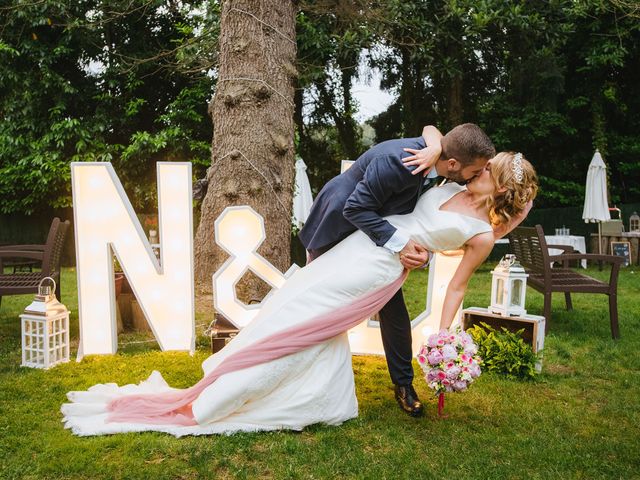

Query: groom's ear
[446,158,461,171]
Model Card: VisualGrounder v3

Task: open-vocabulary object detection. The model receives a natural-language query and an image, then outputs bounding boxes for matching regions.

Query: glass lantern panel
[496,279,504,305]
[510,280,523,307]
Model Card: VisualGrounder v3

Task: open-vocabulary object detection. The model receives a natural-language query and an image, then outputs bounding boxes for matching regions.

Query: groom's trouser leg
[306,242,337,264]
[378,290,413,386]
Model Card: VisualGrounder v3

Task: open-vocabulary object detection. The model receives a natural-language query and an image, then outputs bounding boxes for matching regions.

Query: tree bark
[446,33,464,127]
[448,73,463,127]
[194,0,297,298]
[398,49,426,136]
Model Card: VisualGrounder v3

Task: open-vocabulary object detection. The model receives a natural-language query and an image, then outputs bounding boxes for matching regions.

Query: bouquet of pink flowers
[417,329,482,417]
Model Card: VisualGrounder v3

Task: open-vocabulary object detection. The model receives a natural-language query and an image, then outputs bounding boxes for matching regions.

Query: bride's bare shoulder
[466,231,494,252]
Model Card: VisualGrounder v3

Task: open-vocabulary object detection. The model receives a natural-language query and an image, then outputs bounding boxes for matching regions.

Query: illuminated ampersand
[213,206,298,329]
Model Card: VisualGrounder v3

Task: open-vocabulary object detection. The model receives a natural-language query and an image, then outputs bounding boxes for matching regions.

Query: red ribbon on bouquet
[437,392,447,418]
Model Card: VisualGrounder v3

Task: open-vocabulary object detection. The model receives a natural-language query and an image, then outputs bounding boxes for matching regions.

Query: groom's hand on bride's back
[399,240,431,270]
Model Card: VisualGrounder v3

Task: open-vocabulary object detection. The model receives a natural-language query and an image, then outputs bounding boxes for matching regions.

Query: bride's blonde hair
[487,152,538,227]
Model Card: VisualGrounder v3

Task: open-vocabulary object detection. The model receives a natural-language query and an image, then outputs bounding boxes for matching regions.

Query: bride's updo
[488,152,538,227]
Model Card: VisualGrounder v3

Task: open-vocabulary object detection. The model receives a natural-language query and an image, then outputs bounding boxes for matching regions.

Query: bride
[62,152,537,437]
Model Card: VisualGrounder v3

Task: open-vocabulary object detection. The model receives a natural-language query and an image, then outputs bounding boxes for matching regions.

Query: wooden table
[545,235,587,268]
[495,236,587,268]
[590,232,640,265]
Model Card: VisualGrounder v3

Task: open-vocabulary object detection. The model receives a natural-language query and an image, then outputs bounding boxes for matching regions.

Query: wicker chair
[508,225,623,339]
[0,218,70,308]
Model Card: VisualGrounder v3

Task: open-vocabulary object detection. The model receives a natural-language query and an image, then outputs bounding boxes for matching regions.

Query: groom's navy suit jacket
[299,136,428,252]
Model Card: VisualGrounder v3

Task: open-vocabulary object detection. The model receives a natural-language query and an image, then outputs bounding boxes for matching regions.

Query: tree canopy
[1,0,639,214]
[0,0,216,213]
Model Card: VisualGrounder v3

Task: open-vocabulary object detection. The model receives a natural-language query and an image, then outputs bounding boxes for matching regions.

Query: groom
[299,123,496,417]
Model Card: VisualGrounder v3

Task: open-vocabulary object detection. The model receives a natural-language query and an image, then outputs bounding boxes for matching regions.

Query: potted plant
[144,215,159,244]
[113,257,125,298]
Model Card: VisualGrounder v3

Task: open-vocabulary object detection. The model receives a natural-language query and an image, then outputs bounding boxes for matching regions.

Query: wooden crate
[130,299,151,332]
[210,314,239,353]
[462,307,546,372]
[117,293,134,331]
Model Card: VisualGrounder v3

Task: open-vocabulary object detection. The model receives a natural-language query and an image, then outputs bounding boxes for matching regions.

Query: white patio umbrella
[292,157,314,230]
[582,149,610,253]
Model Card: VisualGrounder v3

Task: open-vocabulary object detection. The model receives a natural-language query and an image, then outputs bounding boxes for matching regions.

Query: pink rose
[437,371,447,381]
[460,353,470,363]
[460,332,473,343]
[441,344,457,361]
[464,343,478,355]
[453,380,467,392]
[427,334,439,348]
[427,349,444,365]
[446,365,461,379]
[417,353,427,365]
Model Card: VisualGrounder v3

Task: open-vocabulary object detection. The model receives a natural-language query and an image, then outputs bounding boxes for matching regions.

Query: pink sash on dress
[106,269,409,426]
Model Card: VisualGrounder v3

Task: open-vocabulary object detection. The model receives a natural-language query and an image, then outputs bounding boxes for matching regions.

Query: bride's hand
[399,241,432,270]
[402,144,441,176]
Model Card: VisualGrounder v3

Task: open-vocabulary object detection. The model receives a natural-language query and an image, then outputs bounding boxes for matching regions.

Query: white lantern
[489,254,528,317]
[630,212,640,232]
[20,277,70,369]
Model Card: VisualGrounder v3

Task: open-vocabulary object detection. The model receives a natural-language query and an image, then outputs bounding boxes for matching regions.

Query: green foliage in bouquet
[467,322,539,380]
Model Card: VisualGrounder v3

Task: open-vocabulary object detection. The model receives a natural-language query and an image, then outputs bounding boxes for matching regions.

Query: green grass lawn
[1,264,639,479]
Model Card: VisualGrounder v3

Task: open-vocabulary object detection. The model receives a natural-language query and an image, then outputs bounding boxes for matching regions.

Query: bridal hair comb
[512,153,524,183]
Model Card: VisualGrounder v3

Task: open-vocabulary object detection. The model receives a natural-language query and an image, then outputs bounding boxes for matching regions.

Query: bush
[467,322,539,380]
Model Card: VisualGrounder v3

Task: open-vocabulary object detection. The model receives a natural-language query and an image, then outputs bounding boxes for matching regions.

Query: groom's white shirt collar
[423,167,438,185]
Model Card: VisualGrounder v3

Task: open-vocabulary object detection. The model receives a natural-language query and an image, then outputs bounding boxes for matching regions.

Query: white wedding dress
[62,183,492,436]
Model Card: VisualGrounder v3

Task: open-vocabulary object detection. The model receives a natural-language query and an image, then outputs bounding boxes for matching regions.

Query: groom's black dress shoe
[394,384,424,417]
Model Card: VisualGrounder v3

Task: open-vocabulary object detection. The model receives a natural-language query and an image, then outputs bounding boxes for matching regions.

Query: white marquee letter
[347,252,464,356]
[71,162,194,359]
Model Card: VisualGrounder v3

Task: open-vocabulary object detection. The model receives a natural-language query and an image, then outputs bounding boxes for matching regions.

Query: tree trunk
[399,49,413,136]
[446,34,463,127]
[317,78,360,160]
[194,0,297,299]
[336,52,361,159]
[448,74,463,127]
[294,80,305,148]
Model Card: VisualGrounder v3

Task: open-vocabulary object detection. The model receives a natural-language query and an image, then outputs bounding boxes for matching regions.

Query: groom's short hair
[442,123,495,166]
